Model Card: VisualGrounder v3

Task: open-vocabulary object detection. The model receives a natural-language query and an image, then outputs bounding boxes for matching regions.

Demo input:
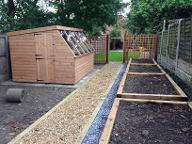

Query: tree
[52,0,123,35]
[125,0,192,34]
[110,24,121,38]
[0,0,125,35]
[0,0,52,33]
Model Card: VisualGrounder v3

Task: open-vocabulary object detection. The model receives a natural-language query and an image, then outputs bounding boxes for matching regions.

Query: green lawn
[109,51,140,62]
[95,51,140,62]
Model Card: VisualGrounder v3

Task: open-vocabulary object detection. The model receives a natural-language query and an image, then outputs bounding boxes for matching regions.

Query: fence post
[159,20,166,63]
[166,25,170,64]
[175,19,183,69]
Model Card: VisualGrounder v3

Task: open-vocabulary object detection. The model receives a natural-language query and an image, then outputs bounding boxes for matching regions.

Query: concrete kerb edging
[8,69,101,144]
[80,64,127,144]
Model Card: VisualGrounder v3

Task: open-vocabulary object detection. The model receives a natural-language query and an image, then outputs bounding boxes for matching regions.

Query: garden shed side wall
[74,53,94,83]
[51,30,76,84]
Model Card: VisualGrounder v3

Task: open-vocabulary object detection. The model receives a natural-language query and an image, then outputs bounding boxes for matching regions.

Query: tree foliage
[126,0,192,34]
[0,0,52,33]
[110,24,121,38]
[0,0,124,35]
[51,0,123,35]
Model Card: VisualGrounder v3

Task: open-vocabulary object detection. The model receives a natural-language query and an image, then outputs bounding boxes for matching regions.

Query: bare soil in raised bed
[129,65,161,73]
[123,75,179,95]
[0,85,75,144]
[110,101,192,144]
[131,59,154,64]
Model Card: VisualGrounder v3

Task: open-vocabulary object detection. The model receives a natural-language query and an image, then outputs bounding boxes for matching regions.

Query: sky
[40,0,131,16]
[122,0,131,16]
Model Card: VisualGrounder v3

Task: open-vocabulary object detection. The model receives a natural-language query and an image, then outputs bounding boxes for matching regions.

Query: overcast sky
[43,0,131,16]
[122,0,131,16]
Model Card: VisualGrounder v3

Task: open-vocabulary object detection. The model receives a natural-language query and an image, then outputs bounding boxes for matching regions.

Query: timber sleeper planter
[117,58,187,101]
[100,98,192,144]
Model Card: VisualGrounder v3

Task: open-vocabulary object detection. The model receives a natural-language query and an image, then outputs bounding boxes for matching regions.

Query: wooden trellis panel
[89,35,109,64]
[124,33,158,63]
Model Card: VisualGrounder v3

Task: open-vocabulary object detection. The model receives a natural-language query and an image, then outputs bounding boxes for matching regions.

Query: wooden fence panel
[179,18,192,63]
[157,18,192,84]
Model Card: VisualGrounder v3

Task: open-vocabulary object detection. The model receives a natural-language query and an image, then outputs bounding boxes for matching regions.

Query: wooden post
[154,34,158,60]
[106,35,109,64]
[123,33,126,63]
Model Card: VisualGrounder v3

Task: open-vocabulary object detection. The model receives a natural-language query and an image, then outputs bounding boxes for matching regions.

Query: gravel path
[11,63,121,144]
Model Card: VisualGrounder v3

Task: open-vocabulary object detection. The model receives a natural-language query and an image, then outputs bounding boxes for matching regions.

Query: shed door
[34,33,48,82]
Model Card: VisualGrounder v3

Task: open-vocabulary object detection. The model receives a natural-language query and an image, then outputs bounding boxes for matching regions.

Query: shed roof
[7,25,83,36]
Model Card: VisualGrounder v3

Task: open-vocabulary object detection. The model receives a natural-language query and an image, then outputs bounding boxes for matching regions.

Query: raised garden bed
[129,65,161,73]
[117,58,187,101]
[100,99,191,144]
[123,75,178,95]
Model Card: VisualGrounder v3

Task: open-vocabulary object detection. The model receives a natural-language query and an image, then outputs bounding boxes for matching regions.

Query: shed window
[60,31,94,56]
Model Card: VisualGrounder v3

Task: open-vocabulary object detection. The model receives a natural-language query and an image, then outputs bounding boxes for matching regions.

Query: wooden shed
[7,26,94,84]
